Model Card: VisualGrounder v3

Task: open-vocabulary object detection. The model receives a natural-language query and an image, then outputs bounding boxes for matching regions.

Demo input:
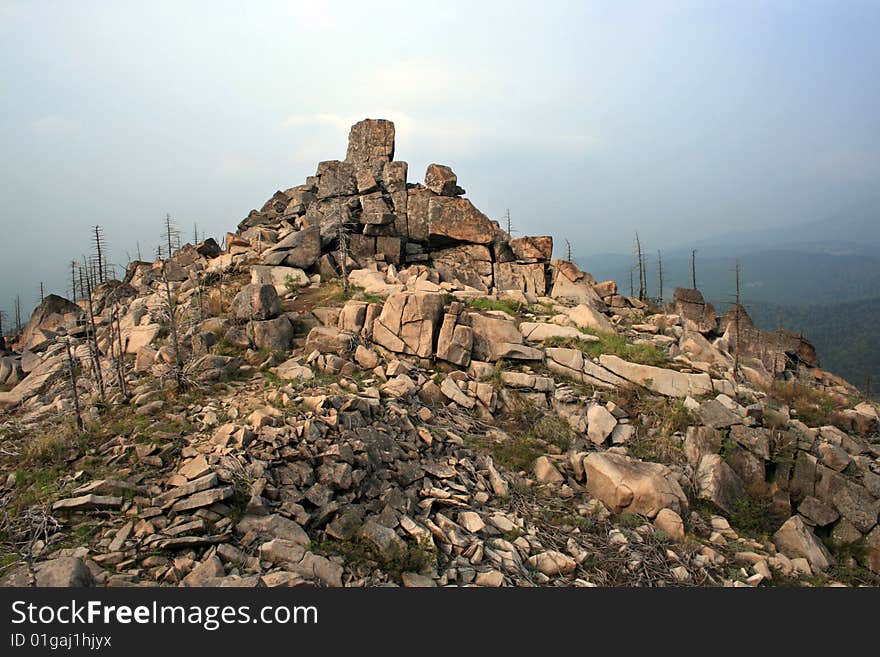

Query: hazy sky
[2,0,879,319]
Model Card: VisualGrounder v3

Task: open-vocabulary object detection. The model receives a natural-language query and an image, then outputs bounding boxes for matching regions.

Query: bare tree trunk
[82,259,105,401]
[64,339,84,430]
[635,233,645,302]
[93,226,106,284]
[657,250,664,305]
[691,249,697,289]
[70,261,78,301]
[162,261,186,390]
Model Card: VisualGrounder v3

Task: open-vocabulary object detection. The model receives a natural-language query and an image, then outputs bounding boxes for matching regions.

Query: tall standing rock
[346,119,395,168]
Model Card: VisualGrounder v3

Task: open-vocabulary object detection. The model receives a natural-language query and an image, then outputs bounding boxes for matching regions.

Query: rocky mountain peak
[0,119,878,588]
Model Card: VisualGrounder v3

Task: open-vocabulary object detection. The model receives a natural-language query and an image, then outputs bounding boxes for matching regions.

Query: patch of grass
[624,396,695,464]
[466,397,577,471]
[505,395,578,452]
[616,512,644,529]
[283,275,302,295]
[213,338,245,357]
[526,302,556,315]
[534,506,593,531]
[546,328,668,367]
[480,360,506,389]
[727,493,785,539]
[768,381,847,428]
[464,297,523,316]
[317,536,434,581]
[465,432,544,473]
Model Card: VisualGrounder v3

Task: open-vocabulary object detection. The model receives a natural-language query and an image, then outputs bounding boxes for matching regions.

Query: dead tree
[0,309,6,339]
[164,213,180,259]
[64,338,84,431]
[691,249,697,289]
[161,216,186,390]
[92,225,109,284]
[193,222,199,244]
[504,209,512,236]
[39,282,44,304]
[14,295,21,336]
[656,250,664,305]
[565,239,572,263]
[81,257,105,402]
[628,268,634,298]
[635,233,646,302]
[136,241,142,261]
[70,261,79,301]
[161,260,186,390]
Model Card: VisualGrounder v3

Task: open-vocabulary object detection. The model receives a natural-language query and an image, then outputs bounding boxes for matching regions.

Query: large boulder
[425,164,464,196]
[694,454,746,514]
[232,284,281,321]
[431,245,493,291]
[404,187,435,243]
[470,313,541,362]
[247,317,294,352]
[673,288,717,334]
[509,236,553,263]
[427,197,495,245]
[316,160,357,199]
[304,326,356,355]
[19,294,82,349]
[773,516,834,571]
[262,225,322,269]
[567,304,615,334]
[583,452,688,518]
[372,292,445,358]
[123,324,161,354]
[303,198,358,247]
[34,557,95,587]
[549,260,603,306]
[545,347,629,388]
[436,306,473,367]
[494,262,546,296]
[250,265,309,296]
[598,355,713,397]
[679,330,732,369]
